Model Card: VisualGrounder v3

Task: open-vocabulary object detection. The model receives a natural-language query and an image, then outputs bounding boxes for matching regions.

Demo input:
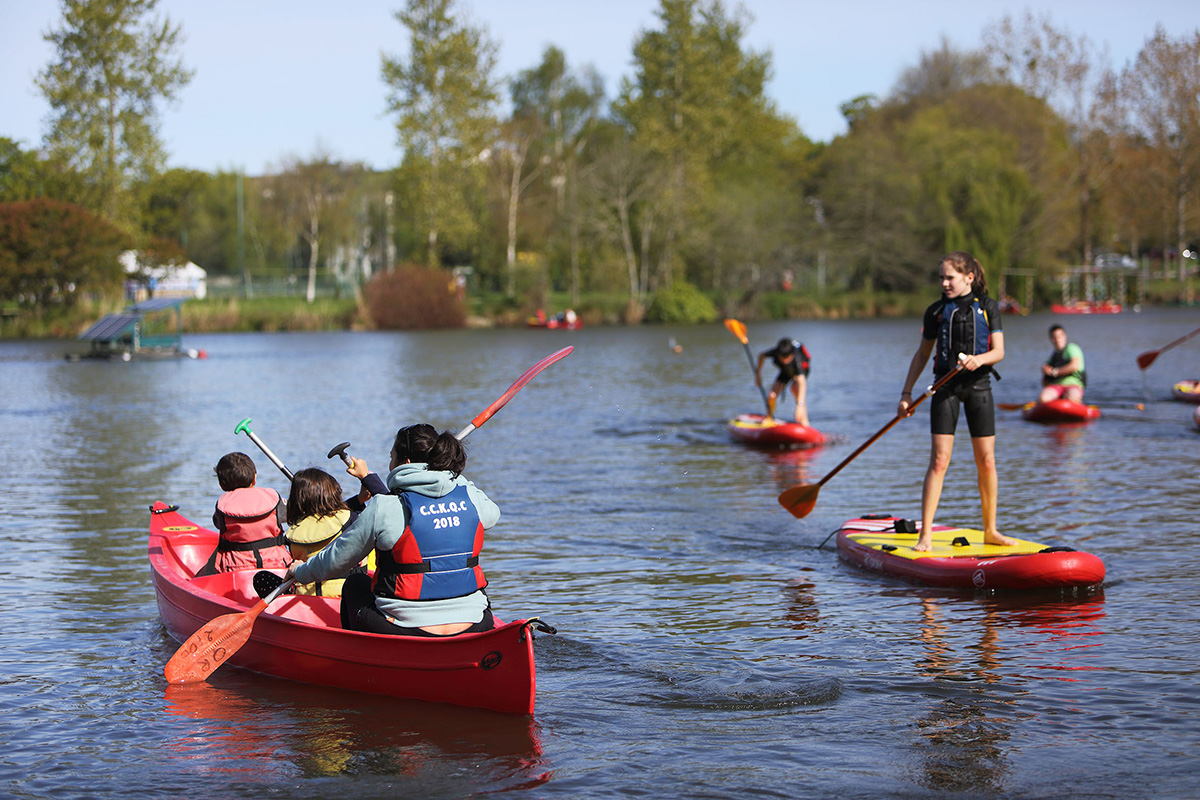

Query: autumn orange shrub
[364,264,466,329]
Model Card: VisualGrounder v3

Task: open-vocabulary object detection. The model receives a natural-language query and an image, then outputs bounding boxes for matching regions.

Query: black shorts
[929,384,995,437]
[773,366,808,385]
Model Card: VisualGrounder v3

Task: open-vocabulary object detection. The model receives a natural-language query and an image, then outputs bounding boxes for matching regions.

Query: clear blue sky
[2,0,1196,175]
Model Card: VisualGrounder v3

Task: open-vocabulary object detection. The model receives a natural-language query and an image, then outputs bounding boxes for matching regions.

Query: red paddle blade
[778,483,820,519]
[1136,350,1157,370]
[723,318,749,344]
[164,601,265,684]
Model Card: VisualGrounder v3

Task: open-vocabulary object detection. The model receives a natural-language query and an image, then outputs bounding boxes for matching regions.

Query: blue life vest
[373,484,487,601]
[935,296,991,376]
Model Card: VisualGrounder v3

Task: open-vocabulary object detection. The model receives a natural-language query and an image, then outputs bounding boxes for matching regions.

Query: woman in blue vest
[288,423,500,636]
[897,251,1017,552]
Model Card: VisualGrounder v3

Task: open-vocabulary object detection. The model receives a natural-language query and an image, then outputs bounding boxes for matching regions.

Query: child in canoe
[209,452,291,573]
[284,463,385,597]
[288,423,500,637]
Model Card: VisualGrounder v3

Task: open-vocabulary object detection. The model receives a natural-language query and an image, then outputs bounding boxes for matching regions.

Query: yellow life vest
[286,510,376,597]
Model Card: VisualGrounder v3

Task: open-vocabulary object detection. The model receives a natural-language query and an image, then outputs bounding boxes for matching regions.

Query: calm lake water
[2,308,1199,799]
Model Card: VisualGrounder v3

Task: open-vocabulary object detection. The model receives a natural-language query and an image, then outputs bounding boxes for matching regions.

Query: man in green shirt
[1039,324,1085,403]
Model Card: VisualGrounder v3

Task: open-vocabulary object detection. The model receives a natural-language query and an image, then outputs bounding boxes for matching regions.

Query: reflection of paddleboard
[836,514,1105,590]
[1021,398,1101,424]
[726,413,824,448]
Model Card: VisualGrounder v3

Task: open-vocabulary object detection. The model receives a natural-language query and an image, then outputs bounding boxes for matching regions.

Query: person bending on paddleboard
[897,251,1017,553]
[287,424,500,637]
[1039,324,1086,404]
[208,452,292,573]
[283,464,387,597]
[755,337,812,426]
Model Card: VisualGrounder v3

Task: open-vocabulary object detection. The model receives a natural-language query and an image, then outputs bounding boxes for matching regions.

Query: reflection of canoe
[1050,301,1122,314]
[1021,399,1101,424]
[726,414,824,448]
[149,501,544,714]
[1172,380,1200,403]
[836,515,1106,591]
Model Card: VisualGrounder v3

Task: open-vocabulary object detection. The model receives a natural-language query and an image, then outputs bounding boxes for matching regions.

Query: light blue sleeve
[464,480,500,529]
[292,499,379,583]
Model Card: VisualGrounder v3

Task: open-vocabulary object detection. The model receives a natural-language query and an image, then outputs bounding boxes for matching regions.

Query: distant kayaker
[1039,324,1086,404]
[283,465,386,597]
[288,423,500,637]
[898,251,1017,552]
[209,452,291,572]
[755,337,812,426]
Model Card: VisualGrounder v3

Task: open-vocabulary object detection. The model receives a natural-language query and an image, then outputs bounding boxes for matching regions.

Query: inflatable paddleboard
[1172,380,1200,403]
[835,514,1105,590]
[726,414,824,448]
[1021,398,1101,424]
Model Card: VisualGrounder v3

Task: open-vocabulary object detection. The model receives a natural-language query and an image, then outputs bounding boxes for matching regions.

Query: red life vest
[372,485,487,601]
[214,486,291,572]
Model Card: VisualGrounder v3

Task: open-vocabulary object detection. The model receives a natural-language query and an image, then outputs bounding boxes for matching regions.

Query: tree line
[2,0,1198,324]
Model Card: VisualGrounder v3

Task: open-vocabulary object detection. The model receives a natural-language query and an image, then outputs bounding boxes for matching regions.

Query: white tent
[120,250,207,299]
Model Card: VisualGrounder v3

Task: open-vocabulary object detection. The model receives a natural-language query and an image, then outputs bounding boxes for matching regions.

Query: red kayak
[835,515,1105,591]
[1050,301,1122,314]
[149,501,546,714]
[726,414,824,448]
[1021,399,1101,424]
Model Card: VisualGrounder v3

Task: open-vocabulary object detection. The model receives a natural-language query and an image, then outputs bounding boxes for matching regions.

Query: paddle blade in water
[164,601,265,684]
[723,318,749,345]
[778,483,820,519]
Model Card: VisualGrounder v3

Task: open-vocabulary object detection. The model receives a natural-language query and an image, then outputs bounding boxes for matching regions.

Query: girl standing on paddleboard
[897,251,1017,552]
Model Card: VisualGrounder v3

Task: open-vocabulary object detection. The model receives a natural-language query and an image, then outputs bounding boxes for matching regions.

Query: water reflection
[912,590,1107,792]
[162,679,549,788]
[781,571,821,635]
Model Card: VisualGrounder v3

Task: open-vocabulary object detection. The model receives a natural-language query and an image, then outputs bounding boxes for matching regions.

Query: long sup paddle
[724,318,771,415]
[777,364,964,519]
[1136,324,1200,370]
[163,345,574,685]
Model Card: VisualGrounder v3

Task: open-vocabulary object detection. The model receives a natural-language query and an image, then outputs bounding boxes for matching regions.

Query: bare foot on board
[984,532,1018,546]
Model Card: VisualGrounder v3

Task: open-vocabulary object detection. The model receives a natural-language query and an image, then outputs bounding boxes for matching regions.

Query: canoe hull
[1021,399,1101,424]
[1050,302,1122,314]
[836,515,1105,591]
[726,414,824,448]
[149,501,539,714]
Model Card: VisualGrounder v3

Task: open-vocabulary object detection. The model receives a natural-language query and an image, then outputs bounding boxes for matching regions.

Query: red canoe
[149,501,546,714]
[1021,398,1101,424]
[726,414,824,448]
[835,515,1105,591]
[1050,301,1122,314]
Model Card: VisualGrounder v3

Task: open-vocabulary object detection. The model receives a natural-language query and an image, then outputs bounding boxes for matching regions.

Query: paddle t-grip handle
[234,417,294,481]
[327,441,354,467]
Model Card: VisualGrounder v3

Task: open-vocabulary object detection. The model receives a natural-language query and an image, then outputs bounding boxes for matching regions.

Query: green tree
[1119,25,1200,281]
[614,0,779,291]
[382,0,499,269]
[36,0,192,228]
[0,199,129,308]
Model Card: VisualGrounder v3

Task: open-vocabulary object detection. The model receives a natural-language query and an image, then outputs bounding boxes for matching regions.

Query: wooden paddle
[998,400,1142,411]
[1136,324,1200,370]
[163,345,575,685]
[724,318,771,415]
[778,364,964,519]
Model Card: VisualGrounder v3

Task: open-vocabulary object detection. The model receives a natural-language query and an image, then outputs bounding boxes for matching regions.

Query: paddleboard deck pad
[726,414,824,448]
[836,514,1105,590]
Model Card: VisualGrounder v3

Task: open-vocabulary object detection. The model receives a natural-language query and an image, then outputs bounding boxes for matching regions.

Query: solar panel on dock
[79,314,138,341]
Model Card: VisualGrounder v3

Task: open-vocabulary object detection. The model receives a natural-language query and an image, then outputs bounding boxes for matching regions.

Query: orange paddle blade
[778,483,820,519]
[723,318,749,345]
[164,600,267,684]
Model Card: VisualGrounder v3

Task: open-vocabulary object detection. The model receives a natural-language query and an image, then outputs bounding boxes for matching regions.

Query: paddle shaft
[815,364,965,490]
[234,418,294,482]
[724,319,770,413]
[1138,324,1200,370]
[456,346,573,439]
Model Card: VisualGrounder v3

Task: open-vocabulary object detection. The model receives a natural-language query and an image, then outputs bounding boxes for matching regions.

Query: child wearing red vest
[211,452,292,572]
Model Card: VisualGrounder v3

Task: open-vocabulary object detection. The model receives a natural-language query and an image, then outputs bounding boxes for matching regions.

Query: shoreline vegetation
[3,276,1196,341]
